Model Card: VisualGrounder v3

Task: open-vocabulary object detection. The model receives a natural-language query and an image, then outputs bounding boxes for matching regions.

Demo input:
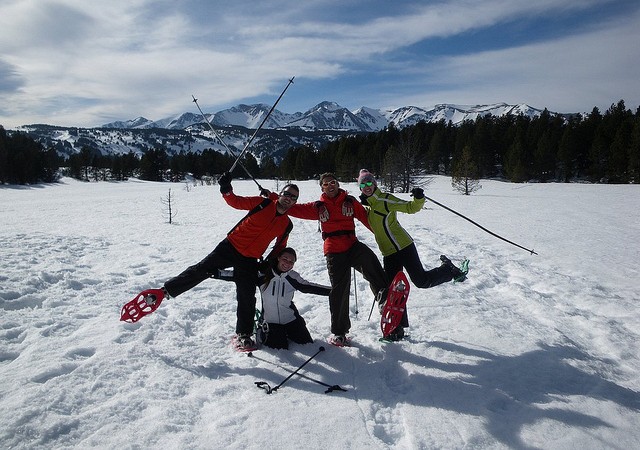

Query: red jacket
[223,190,292,259]
[288,189,371,255]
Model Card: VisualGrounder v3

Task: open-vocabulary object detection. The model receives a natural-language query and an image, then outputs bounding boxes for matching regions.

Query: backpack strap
[227,197,272,236]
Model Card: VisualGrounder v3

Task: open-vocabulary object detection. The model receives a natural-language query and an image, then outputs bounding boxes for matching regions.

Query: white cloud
[0,0,638,127]
[389,8,640,113]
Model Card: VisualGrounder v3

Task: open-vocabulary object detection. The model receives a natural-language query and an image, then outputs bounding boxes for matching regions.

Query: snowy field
[1,175,639,449]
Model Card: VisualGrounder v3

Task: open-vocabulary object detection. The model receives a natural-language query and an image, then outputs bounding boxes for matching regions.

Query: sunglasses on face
[359,181,374,189]
[280,191,298,200]
[322,179,337,187]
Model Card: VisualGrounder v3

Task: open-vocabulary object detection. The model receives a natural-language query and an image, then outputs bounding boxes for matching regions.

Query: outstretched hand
[410,187,424,199]
[315,201,330,222]
[342,196,355,217]
[219,172,232,193]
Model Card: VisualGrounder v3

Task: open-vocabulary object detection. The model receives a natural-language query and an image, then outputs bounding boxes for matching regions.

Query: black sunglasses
[280,191,298,200]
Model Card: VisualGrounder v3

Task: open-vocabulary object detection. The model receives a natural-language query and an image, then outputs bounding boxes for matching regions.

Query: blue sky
[1,0,639,128]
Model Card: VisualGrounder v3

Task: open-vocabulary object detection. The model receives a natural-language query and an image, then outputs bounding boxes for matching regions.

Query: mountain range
[102,101,545,133]
[15,102,553,160]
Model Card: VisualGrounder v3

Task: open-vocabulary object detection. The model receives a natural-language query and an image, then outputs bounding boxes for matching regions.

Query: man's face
[321,177,339,198]
[278,188,298,210]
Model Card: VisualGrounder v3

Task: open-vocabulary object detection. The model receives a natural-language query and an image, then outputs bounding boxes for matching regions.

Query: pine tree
[381,130,424,192]
[629,116,640,183]
[451,145,481,195]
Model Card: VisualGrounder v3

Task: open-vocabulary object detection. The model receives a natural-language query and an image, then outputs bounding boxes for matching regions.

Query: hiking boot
[384,327,405,342]
[146,286,171,306]
[440,255,468,282]
[234,333,257,351]
[329,334,349,347]
[144,293,158,305]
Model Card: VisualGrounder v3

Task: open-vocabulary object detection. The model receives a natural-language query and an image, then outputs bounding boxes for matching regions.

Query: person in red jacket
[288,173,388,346]
[162,173,299,351]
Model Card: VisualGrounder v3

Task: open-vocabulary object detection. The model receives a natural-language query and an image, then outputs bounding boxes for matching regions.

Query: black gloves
[410,187,424,199]
[258,258,272,275]
[219,172,232,194]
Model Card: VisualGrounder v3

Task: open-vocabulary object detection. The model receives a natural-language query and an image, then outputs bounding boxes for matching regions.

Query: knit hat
[357,169,375,185]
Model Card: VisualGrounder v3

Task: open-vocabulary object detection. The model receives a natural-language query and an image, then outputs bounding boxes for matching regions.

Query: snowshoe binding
[232,334,258,352]
[328,334,351,347]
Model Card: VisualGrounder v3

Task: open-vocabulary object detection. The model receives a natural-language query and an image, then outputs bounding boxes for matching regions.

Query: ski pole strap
[255,381,274,394]
[424,196,537,255]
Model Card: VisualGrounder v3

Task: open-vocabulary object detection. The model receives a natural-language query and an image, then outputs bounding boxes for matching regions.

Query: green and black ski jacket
[361,188,425,256]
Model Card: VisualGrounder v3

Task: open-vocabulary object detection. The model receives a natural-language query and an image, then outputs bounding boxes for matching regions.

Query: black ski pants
[383,243,457,328]
[261,315,313,350]
[163,238,259,335]
[325,241,388,336]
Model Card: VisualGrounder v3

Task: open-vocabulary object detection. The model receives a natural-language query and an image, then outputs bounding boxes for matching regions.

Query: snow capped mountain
[102,101,550,132]
[102,116,155,129]
[353,106,390,131]
[283,101,373,131]
[380,103,545,128]
[211,104,288,129]
[16,101,558,161]
[102,101,542,132]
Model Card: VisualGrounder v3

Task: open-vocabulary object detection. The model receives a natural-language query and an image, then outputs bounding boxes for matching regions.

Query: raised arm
[287,202,321,221]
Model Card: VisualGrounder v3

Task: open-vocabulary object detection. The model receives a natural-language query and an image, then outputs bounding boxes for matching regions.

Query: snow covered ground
[1,175,639,449]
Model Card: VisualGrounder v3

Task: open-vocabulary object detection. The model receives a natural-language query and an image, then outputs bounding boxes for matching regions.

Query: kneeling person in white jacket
[213,247,330,349]
[258,247,330,349]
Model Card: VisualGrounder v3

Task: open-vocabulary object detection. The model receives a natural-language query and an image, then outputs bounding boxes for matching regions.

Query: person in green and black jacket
[357,169,469,341]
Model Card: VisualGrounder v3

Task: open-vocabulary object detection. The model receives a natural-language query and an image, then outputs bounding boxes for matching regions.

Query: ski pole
[191,96,264,192]
[353,267,359,319]
[368,297,377,321]
[248,351,346,394]
[424,195,538,255]
[254,346,325,394]
[229,77,295,173]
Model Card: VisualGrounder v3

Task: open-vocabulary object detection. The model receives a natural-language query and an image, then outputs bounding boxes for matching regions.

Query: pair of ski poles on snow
[250,346,347,394]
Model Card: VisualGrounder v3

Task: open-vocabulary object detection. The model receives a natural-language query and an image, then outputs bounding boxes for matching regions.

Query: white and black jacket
[260,269,330,325]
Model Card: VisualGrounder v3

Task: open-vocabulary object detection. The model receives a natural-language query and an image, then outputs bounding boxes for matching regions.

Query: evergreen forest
[2,100,639,186]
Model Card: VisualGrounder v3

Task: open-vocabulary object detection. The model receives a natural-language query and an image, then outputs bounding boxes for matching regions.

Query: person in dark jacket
[161,174,299,351]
